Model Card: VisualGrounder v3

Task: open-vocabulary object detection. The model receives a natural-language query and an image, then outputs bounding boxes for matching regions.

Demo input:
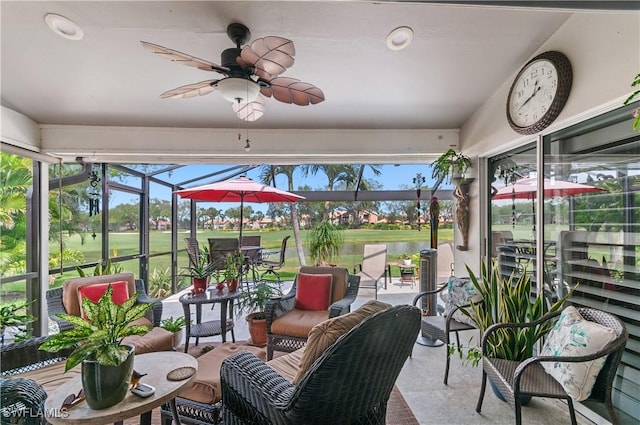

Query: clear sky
[115,163,450,213]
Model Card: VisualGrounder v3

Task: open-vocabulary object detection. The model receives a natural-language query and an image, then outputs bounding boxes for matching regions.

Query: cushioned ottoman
[160,343,266,425]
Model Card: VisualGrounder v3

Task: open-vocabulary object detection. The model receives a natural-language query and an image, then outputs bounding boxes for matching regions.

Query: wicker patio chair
[45,273,172,354]
[412,278,479,385]
[220,304,421,425]
[1,337,75,425]
[46,274,163,331]
[265,267,360,360]
[476,307,628,425]
[0,377,48,425]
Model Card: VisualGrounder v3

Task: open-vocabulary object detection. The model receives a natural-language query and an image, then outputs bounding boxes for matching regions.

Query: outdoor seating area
[2,266,630,425]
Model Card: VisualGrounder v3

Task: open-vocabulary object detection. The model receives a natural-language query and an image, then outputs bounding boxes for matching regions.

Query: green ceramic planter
[81,345,135,410]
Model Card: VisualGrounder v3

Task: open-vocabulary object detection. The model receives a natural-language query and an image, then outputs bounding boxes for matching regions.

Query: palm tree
[260,165,306,266]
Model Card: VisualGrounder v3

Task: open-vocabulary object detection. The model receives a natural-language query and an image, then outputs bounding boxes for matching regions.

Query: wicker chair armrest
[265,291,296,331]
[512,336,627,393]
[1,336,71,376]
[46,287,74,332]
[135,278,163,326]
[328,274,360,318]
[412,284,448,306]
[481,310,561,355]
[0,377,48,424]
[221,351,295,416]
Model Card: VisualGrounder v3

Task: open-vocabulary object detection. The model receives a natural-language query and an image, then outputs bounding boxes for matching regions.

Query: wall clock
[506,51,572,135]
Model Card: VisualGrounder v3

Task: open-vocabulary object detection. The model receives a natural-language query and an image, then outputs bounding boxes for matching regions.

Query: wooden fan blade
[141,41,229,74]
[232,96,266,121]
[239,37,295,79]
[160,80,219,99]
[261,77,325,106]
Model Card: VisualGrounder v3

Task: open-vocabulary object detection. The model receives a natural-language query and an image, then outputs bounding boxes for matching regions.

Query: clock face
[506,51,572,135]
[508,59,558,128]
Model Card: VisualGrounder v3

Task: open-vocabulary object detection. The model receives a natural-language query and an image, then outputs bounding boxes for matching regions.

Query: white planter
[173,330,183,349]
[402,259,412,266]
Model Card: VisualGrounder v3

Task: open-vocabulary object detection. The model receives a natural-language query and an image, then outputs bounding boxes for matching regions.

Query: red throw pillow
[77,281,130,319]
[294,273,333,311]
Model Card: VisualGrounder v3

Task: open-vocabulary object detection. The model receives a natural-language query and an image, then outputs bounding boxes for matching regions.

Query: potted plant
[454,261,569,401]
[40,285,152,410]
[0,300,35,347]
[221,251,243,292]
[401,253,412,266]
[431,149,474,251]
[307,220,344,266]
[160,315,187,349]
[236,281,282,347]
[183,250,215,293]
[431,148,473,185]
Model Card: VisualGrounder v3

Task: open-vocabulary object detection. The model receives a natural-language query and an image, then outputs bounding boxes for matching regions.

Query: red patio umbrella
[174,176,305,240]
[492,177,604,231]
[492,177,604,200]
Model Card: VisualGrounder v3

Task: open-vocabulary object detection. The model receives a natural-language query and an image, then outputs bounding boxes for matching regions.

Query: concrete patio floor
[161,278,594,425]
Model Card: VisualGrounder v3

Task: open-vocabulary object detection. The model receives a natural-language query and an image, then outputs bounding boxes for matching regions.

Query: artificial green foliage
[623,72,640,131]
[0,300,35,345]
[431,149,473,184]
[236,281,282,320]
[456,261,569,362]
[76,258,123,277]
[160,315,187,332]
[307,220,344,266]
[222,251,243,282]
[182,250,216,279]
[40,285,152,372]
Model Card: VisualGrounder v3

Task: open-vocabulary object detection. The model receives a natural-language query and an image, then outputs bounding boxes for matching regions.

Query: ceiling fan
[141,23,325,121]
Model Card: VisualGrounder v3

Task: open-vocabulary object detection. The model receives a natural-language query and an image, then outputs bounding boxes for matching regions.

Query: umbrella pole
[239,196,244,242]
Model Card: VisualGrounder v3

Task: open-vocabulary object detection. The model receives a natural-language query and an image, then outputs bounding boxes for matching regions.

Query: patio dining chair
[355,244,387,299]
[240,235,262,284]
[208,238,241,282]
[256,235,290,283]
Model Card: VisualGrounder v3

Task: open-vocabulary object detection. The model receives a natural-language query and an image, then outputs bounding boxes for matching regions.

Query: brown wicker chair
[220,304,421,425]
[46,273,172,354]
[476,307,628,425]
[265,266,359,360]
[1,336,75,425]
[0,377,47,425]
[46,274,163,331]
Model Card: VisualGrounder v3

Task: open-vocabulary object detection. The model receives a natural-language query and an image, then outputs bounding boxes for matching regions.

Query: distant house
[150,218,171,230]
[330,209,379,225]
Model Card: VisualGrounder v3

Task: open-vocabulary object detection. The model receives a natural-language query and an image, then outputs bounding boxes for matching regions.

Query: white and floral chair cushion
[541,305,617,401]
[440,276,480,327]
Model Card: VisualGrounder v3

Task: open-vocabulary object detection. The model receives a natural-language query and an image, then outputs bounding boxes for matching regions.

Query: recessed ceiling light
[386,26,413,51]
[44,13,84,41]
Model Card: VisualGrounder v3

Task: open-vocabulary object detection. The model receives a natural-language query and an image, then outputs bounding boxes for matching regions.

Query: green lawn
[62,227,452,281]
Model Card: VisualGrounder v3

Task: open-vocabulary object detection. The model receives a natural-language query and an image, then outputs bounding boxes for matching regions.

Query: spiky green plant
[457,260,569,362]
[40,285,152,371]
[307,220,344,266]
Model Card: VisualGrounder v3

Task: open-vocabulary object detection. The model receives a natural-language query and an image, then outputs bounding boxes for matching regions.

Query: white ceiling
[1,1,575,132]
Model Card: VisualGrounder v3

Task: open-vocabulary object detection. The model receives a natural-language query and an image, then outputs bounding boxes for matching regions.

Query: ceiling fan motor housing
[227,23,251,46]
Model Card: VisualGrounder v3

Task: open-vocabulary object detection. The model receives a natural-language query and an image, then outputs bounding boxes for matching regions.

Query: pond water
[290,241,435,258]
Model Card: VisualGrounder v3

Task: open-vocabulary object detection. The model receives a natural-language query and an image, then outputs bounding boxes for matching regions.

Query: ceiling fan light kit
[218,78,260,103]
[141,22,324,121]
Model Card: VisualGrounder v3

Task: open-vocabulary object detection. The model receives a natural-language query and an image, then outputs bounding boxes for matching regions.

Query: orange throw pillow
[294,273,333,311]
[77,281,130,319]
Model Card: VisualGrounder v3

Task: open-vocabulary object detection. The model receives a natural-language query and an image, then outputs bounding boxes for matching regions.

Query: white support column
[39,161,50,336]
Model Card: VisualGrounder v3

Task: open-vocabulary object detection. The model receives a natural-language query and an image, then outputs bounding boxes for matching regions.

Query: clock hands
[518,80,541,111]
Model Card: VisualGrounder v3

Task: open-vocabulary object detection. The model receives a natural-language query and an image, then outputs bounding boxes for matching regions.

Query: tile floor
[161,278,596,425]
